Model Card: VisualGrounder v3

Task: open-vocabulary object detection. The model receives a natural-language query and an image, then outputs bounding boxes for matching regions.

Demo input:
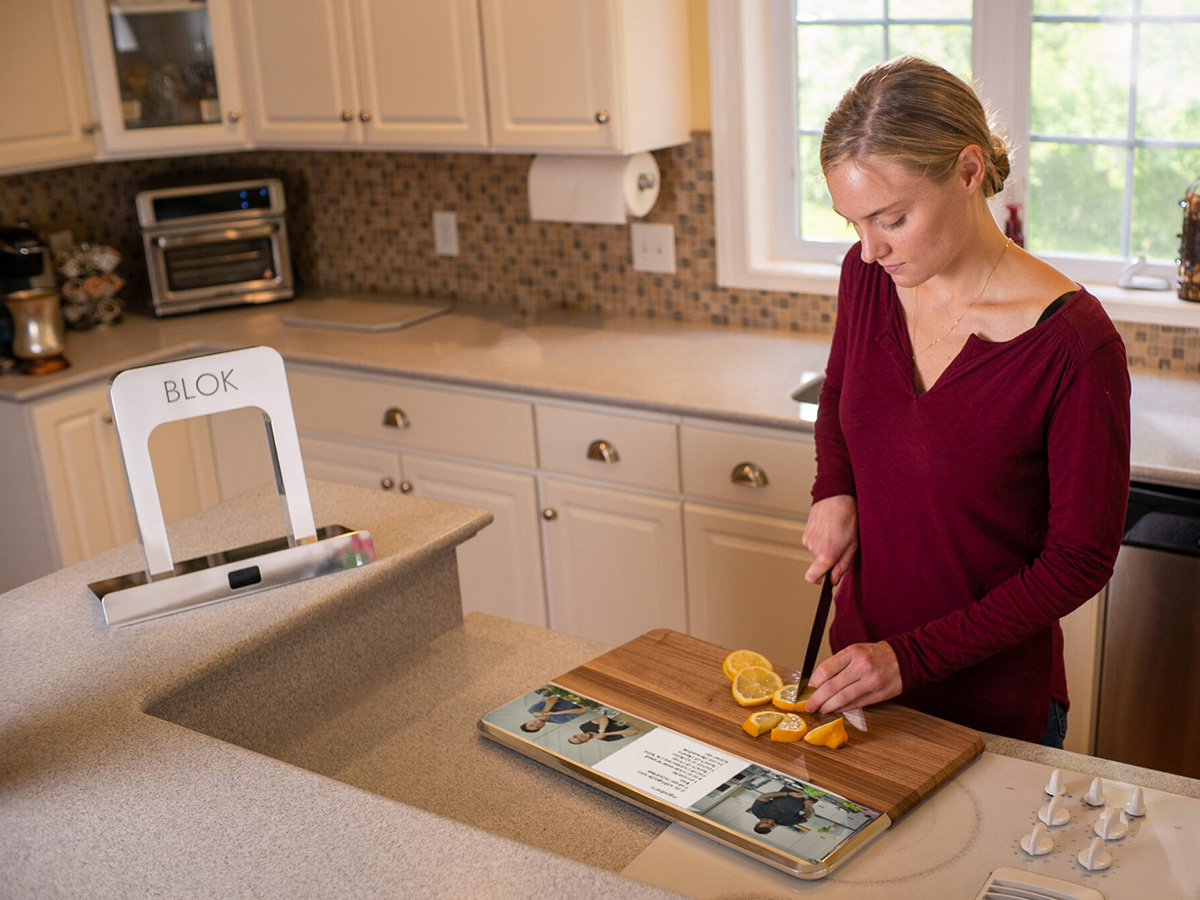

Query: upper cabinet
[74,0,249,157]
[234,0,489,150]
[479,0,691,154]
[0,0,97,173]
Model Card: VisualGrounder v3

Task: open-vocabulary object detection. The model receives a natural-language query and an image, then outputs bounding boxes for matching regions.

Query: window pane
[1028,142,1125,257]
[1138,23,1200,141]
[1132,147,1200,259]
[1140,0,1199,13]
[891,0,971,17]
[1031,22,1131,138]
[797,26,883,132]
[799,135,849,240]
[1033,0,1131,13]
[796,1,883,20]
[890,25,971,80]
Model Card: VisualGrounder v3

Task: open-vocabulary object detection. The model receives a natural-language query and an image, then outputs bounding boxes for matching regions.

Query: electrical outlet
[631,222,675,274]
[433,210,459,257]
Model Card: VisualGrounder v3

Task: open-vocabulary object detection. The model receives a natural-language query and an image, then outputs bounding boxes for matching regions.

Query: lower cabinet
[539,476,687,646]
[298,433,547,628]
[684,502,831,672]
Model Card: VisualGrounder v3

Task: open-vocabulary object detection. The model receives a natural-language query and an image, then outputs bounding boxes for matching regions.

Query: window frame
[709,0,1200,327]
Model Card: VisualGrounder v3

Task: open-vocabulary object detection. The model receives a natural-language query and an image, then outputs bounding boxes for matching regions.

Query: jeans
[1040,698,1068,749]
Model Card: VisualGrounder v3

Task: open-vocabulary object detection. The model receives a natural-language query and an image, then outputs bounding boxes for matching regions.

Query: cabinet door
[0,0,95,172]
[540,476,685,645]
[350,0,489,150]
[403,454,546,627]
[298,433,401,492]
[235,0,361,147]
[684,503,831,672]
[478,0,617,151]
[1060,591,1104,756]
[75,0,249,155]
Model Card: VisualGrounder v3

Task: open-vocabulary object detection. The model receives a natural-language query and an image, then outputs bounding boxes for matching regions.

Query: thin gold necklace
[912,237,1013,363]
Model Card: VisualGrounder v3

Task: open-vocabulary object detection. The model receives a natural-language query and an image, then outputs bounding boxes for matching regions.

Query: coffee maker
[1,224,68,374]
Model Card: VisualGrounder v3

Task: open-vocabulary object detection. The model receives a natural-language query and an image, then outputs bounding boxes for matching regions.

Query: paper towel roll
[527,152,660,225]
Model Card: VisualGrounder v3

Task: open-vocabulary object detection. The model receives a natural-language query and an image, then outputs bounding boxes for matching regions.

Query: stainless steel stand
[88,346,374,627]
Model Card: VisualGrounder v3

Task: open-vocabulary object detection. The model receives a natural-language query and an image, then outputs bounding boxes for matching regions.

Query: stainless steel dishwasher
[1093,481,1200,780]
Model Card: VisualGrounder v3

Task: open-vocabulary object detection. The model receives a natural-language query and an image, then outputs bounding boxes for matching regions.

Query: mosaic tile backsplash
[1,135,1196,374]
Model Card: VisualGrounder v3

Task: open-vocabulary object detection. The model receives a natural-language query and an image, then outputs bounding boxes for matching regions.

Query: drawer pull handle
[382,407,410,429]
[731,462,769,488]
[380,477,395,490]
[586,439,620,464]
[399,481,414,494]
[542,508,558,521]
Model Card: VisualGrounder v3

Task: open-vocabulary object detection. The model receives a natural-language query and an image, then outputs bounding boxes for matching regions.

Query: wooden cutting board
[553,628,985,822]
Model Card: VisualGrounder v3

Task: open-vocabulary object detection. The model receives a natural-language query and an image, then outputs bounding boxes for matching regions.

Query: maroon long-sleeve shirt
[813,246,1130,741]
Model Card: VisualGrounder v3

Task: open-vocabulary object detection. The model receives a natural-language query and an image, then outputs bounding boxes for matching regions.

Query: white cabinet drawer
[680,425,815,515]
[536,403,679,492]
[288,369,536,468]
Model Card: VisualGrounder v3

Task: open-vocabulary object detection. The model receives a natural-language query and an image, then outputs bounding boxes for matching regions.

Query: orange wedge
[803,716,849,749]
[732,665,784,707]
[722,649,772,681]
[770,714,808,742]
[741,710,786,737]
[772,683,814,712]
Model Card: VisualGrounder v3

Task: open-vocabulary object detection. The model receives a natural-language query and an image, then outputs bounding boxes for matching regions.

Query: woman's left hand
[805,641,902,715]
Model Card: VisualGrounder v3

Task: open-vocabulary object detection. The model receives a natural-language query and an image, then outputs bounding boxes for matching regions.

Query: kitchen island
[3,479,1199,898]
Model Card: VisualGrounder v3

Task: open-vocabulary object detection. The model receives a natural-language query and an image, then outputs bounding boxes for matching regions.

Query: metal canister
[1181,177,1200,302]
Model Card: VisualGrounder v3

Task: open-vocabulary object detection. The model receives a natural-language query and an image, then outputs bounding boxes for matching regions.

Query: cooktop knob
[1083,776,1106,806]
[1045,767,1067,796]
[1078,836,1113,871]
[1094,807,1128,840]
[1038,793,1071,826]
[1125,786,1148,817]
[1019,821,1054,856]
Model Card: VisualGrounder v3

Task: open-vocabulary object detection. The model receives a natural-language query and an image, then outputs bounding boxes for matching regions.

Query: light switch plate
[631,222,676,274]
[433,211,459,257]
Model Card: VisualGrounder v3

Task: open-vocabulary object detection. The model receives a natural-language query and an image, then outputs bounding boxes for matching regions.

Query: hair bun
[989,133,1011,196]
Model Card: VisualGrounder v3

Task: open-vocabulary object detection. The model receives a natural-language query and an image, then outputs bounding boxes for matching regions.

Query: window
[710,0,1200,324]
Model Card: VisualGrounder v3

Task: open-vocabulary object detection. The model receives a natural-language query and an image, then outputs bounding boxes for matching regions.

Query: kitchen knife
[799,574,834,687]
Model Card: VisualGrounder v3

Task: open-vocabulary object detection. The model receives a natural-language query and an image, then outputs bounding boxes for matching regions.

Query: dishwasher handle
[1124,482,1200,558]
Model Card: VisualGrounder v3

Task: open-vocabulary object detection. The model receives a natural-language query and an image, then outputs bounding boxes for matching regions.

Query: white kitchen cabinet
[0,0,96,173]
[479,0,691,153]
[28,383,220,569]
[684,502,831,673]
[74,0,249,157]
[234,0,489,150]
[539,475,686,645]
[1061,591,1105,756]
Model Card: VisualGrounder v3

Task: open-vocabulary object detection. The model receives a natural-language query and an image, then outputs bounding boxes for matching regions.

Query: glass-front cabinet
[76,0,248,155]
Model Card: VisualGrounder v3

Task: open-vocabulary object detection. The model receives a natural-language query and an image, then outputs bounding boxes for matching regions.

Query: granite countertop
[2,295,1197,486]
[4,479,1199,898]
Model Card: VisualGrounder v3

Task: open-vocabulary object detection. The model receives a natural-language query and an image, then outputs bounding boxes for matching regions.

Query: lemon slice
[742,710,785,737]
[772,683,815,712]
[732,665,784,707]
[770,714,808,742]
[804,716,850,749]
[722,649,772,681]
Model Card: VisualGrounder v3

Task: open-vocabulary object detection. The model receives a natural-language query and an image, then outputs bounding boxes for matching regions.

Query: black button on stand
[228,566,262,590]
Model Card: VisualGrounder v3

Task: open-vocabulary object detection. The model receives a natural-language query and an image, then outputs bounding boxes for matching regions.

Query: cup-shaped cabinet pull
[730,462,769,488]
[587,439,620,463]
[382,407,410,429]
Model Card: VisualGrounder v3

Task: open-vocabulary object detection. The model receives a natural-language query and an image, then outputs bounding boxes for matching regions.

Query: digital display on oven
[152,186,273,221]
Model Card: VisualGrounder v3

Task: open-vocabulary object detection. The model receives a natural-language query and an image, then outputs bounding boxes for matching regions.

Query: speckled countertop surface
[2,295,1197,487]
[3,478,1198,898]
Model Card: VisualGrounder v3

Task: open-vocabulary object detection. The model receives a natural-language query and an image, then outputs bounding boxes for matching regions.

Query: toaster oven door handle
[154,222,279,249]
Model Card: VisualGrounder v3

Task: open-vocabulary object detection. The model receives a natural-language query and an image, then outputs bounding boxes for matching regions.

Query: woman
[801,56,1130,745]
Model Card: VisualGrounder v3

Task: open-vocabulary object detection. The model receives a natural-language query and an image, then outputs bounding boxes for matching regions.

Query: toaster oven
[136,178,293,316]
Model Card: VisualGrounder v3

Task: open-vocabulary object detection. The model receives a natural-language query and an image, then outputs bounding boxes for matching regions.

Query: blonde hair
[820,55,1010,197]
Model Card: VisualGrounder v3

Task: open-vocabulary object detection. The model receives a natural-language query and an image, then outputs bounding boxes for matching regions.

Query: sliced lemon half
[742,710,786,737]
[770,714,809,742]
[772,683,815,712]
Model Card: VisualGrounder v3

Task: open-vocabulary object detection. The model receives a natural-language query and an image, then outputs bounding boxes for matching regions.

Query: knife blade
[799,574,834,687]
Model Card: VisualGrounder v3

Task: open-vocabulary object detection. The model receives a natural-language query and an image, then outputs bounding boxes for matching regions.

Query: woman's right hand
[802,494,859,584]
